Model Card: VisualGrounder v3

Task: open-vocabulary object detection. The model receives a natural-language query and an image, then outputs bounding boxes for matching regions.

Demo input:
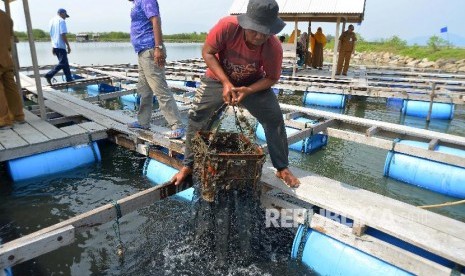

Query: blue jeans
[45,48,72,82]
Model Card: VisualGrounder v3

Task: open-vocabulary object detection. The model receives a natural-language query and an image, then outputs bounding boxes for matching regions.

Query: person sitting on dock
[0,9,25,129]
[126,0,185,139]
[170,0,301,188]
[44,8,73,85]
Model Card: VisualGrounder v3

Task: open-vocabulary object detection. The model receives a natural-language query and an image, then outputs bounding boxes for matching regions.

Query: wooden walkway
[88,63,465,105]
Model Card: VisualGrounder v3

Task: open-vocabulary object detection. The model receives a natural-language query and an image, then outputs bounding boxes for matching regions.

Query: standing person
[297,32,308,67]
[310,27,327,70]
[127,0,184,138]
[171,0,301,188]
[336,24,357,76]
[44,8,72,85]
[0,9,24,129]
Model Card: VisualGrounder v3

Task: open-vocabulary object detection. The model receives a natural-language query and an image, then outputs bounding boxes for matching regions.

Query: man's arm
[62,33,71,54]
[202,43,236,104]
[150,16,165,67]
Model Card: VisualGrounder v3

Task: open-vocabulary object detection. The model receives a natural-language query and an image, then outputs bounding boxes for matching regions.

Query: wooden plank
[280,103,465,147]
[11,122,49,144]
[310,214,455,276]
[260,163,465,266]
[429,138,439,150]
[0,225,75,269]
[22,75,179,151]
[77,122,107,132]
[60,125,88,136]
[84,89,137,102]
[366,125,379,137]
[0,181,192,269]
[326,128,465,168]
[23,110,68,140]
[0,128,28,149]
[44,100,79,117]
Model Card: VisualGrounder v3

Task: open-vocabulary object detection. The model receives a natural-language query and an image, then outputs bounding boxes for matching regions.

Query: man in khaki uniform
[0,9,24,129]
[336,24,357,76]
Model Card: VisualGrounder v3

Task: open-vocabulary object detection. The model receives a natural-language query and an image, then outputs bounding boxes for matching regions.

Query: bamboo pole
[22,0,47,119]
[331,17,341,79]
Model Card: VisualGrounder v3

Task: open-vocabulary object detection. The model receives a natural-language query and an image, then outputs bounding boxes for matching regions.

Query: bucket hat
[237,0,285,35]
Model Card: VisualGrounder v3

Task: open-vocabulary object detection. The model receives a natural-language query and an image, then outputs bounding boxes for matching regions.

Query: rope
[418,199,465,209]
[111,200,125,261]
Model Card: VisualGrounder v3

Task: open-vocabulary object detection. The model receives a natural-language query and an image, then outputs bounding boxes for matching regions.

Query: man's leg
[44,48,61,81]
[241,89,289,170]
[342,51,352,75]
[3,69,24,122]
[0,67,13,127]
[135,50,154,128]
[336,51,344,75]
[242,89,300,187]
[182,78,224,168]
[56,49,73,82]
[140,49,183,130]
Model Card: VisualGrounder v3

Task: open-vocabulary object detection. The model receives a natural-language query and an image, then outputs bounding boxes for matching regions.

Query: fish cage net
[192,131,266,202]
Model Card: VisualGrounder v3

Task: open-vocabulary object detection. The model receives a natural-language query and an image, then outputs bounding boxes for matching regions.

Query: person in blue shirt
[45,8,72,85]
[126,0,184,139]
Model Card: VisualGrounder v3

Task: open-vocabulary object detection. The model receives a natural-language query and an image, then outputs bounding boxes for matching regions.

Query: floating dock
[1,63,465,275]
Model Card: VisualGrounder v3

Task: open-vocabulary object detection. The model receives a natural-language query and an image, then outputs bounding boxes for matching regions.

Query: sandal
[127,121,150,130]
[168,127,185,139]
[276,169,300,188]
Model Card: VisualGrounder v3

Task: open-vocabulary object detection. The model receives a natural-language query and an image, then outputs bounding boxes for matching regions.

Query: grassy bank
[325,35,465,61]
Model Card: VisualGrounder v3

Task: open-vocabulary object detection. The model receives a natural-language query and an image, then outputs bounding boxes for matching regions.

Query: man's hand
[170,166,193,186]
[67,46,71,54]
[222,83,237,105]
[231,86,252,104]
[154,48,166,67]
[52,48,56,56]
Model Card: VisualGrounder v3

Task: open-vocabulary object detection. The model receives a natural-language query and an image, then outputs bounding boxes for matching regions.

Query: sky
[5,0,465,46]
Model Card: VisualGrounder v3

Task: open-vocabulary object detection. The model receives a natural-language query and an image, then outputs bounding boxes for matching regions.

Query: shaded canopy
[229,0,366,23]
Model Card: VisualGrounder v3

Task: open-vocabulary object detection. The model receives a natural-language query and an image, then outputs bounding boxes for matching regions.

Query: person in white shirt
[44,8,72,85]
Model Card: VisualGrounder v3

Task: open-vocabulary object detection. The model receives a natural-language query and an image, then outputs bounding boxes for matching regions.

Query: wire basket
[192,131,265,202]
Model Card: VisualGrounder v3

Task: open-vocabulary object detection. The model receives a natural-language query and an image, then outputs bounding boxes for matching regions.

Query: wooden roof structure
[229,0,366,23]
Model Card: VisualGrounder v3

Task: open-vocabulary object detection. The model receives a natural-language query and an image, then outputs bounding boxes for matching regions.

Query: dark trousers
[183,77,289,171]
[45,48,72,82]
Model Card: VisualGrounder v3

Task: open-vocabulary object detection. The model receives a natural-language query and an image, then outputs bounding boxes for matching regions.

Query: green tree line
[14,30,465,61]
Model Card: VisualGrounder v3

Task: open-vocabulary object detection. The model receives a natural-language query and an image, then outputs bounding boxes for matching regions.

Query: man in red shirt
[171,0,300,188]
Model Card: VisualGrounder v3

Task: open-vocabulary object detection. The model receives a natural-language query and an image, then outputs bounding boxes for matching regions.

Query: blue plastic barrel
[87,83,121,95]
[256,117,327,154]
[185,81,197,88]
[7,142,101,182]
[120,94,157,104]
[386,98,404,109]
[291,225,412,276]
[384,140,465,198]
[303,91,346,108]
[402,100,454,120]
[143,158,194,201]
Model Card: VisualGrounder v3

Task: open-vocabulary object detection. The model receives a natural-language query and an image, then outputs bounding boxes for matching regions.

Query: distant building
[76,33,90,42]
[76,33,100,42]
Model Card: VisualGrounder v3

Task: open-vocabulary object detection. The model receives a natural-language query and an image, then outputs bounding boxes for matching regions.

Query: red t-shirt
[205,16,283,87]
